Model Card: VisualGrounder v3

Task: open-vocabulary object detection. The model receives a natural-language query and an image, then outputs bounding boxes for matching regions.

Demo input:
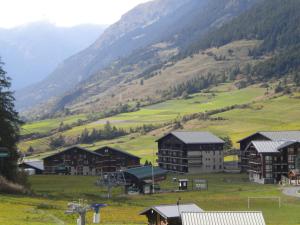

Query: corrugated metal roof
[158,131,225,144]
[182,211,266,225]
[251,141,297,153]
[124,166,167,180]
[252,141,286,153]
[238,131,300,143]
[260,131,300,141]
[140,203,203,219]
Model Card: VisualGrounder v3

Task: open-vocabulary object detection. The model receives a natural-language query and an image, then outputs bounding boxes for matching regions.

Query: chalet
[181,211,266,225]
[156,131,224,173]
[94,146,140,172]
[238,131,300,172]
[140,203,203,225]
[19,160,44,175]
[245,140,300,184]
[124,166,167,194]
[43,146,103,175]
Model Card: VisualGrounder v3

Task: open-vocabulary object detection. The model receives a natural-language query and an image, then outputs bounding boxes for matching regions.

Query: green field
[1,173,300,225]
[19,84,268,153]
[19,83,300,163]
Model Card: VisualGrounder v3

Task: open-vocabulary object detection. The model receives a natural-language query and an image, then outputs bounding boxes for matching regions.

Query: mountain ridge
[0,21,106,90]
[17,0,258,118]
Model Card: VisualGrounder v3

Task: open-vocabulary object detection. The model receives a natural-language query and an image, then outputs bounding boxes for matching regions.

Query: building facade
[156,131,224,174]
[43,146,103,175]
[238,131,300,172]
[140,203,203,225]
[94,146,140,172]
[43,146,141,175]
[238,131,300,184]
[245,141,300,184]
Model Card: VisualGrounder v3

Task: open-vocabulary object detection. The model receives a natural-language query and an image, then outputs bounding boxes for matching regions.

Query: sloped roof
[43,146,102,160]
[182,211,266,225]
[250,141,297,153]
[124,166,167,180]
[95,146,140,159]
[238,131,300,143]
[157,131,225,144]
[260,131,300,141]
[21,160,44,171]
[140,203,203,219]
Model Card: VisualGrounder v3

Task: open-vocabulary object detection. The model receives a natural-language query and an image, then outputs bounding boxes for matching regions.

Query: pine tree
[0,58,22,181]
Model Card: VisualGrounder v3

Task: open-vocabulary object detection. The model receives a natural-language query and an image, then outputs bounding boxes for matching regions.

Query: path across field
[282,186,300,198]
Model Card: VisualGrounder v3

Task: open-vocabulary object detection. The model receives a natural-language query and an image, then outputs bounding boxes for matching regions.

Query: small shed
[181,211,266,225]
[178,179,188,190]
[288,169,300,185]
[19,160,44,175]
[140,203,203,225]
[124,166,167,194]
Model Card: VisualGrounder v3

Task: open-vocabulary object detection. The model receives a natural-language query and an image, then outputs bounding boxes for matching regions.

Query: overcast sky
[0,0,151,28]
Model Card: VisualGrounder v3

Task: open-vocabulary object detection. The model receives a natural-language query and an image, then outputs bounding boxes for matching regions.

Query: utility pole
[152,147,155,194]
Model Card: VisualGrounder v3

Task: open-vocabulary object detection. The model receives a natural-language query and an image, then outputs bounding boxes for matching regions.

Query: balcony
[157,159,188,167]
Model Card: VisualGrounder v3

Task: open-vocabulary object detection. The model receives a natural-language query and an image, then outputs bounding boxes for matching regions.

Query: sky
[0,0,151,28]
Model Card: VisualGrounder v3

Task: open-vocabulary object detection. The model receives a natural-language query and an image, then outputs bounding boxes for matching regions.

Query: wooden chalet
[156,131,224,174]
[140,203,203,225]
[43,146,103,175]
[244,140,300,184]
[94,146,140,172]
[238,131,300,172]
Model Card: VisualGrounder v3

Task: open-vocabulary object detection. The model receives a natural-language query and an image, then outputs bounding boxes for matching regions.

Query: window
[266,173,273,178]
[265,165,272,171]
[265,156,272,164]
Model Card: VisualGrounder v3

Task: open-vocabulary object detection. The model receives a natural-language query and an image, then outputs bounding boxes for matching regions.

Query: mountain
[0,22,106,90]
[182,0,300,79]
[17,0,258,117]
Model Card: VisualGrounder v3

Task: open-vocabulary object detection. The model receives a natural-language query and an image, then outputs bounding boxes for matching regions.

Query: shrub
[0,176,27,194]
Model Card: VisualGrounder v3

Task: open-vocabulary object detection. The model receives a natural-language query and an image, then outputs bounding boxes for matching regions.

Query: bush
[0,176,27,194]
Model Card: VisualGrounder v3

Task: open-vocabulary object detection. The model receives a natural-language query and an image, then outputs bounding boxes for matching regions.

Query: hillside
[17,0,258,117]
[0,22,106,90]
[19,81,300,163]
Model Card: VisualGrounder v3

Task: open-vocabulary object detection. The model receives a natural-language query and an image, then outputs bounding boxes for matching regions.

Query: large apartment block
[238,131,300,184]
[156,131,224,173]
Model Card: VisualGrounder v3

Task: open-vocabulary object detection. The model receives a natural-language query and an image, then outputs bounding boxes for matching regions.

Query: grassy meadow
[1,173,300,225]
[19,82,300,164]
[19,83,268,154]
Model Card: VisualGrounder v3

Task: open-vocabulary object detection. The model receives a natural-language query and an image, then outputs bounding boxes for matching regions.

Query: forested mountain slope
[182,0,300,79]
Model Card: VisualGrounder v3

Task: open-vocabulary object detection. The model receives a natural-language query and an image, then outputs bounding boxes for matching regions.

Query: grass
[19,84,300,164]
[1,173,300,224]
[19,84,267,153]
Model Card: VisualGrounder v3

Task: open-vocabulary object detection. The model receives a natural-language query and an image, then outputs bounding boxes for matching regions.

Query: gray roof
[140,203,203,219]
[95,146,141,159]
[182,211,266,225]
[21,160,44,171]
[158,131,224,144]
[43,146,102,160]
[250,141,297,153]
[260,131,300,141]
[238,131,300,143]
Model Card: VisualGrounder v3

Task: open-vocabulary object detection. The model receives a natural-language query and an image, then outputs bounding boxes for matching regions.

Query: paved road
[282,186,300,198]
